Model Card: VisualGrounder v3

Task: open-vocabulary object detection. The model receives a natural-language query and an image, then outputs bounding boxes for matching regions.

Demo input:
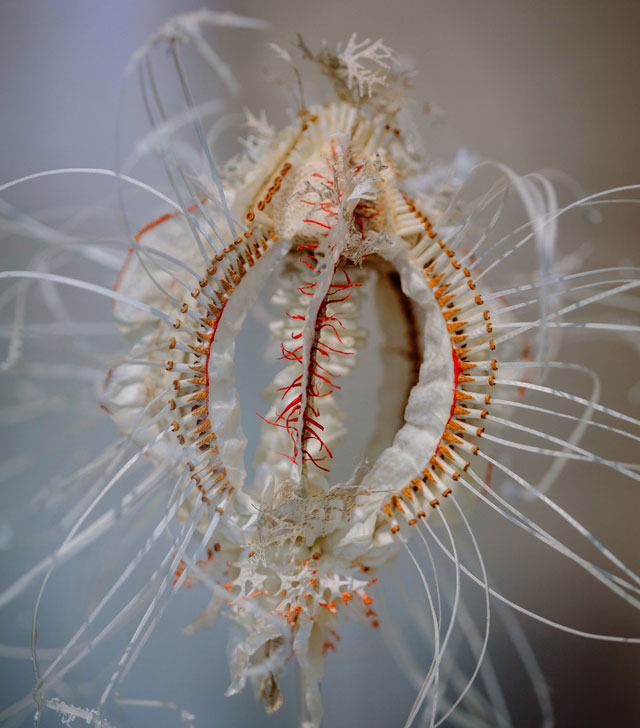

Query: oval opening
[233,254,422,489]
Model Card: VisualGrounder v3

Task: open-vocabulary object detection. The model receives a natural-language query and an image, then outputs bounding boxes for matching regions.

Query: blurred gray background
[1,1,639,727]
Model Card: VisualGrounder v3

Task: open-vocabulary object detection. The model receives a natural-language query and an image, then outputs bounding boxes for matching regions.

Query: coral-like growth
[1,15,638,728]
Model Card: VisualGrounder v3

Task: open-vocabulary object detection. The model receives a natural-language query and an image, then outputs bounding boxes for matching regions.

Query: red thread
[262,258,360,473]
[434,347,462,455]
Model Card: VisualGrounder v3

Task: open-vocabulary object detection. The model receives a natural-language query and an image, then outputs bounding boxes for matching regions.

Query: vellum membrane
[1,10,639,728]
[106,98,470,723]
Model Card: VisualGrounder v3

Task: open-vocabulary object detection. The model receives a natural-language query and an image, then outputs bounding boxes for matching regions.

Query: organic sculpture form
[1,11,638,728]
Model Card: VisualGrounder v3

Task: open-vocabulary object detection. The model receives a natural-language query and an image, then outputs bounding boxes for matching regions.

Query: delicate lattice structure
[104,96,510,723]
[2,17,638,728]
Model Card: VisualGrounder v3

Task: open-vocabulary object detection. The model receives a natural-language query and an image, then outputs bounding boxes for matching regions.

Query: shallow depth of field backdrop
[0,1,638,727]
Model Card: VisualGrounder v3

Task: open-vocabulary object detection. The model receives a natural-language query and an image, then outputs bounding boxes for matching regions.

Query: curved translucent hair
[0,11,638,728]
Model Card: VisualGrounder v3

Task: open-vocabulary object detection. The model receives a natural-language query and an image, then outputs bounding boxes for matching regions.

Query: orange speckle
[322,641,336,656]
[249,589,269,599]
[319,601,338,614]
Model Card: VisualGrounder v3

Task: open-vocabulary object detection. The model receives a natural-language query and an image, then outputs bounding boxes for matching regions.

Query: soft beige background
[1,1,638,726]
